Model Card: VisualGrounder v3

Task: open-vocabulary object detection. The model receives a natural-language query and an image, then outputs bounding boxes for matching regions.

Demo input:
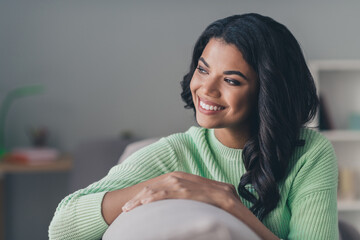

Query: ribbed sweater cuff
[74,191,109,238]
[49,191,109,239]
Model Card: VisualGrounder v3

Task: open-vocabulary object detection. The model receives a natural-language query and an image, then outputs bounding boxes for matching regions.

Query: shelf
[0,155,72,174]
[310,60,360,231]
[321,130,360,142]
[338,200,360,211]
[310,60,360,71]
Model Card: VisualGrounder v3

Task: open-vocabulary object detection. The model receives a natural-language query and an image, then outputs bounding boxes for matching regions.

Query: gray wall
[1,1,360,239]
[2,0,360,151]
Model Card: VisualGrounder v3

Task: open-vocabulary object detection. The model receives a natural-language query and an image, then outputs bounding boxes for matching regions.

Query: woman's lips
[197,96,225,114]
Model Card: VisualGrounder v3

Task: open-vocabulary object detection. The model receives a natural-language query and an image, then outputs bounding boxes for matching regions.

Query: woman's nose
[201,78,221,98]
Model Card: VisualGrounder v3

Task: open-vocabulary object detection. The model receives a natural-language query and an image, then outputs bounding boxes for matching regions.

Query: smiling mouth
[198,97,225,112]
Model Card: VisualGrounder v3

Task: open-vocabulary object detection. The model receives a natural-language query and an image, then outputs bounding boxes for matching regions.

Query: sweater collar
[208,128,243,161]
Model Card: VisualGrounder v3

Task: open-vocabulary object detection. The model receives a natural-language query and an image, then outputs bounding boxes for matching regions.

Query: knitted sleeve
[287,132,338,240]
[48,137,179,240]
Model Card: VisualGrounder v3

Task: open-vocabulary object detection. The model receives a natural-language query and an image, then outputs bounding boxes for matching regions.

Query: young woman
[49,13,338,240]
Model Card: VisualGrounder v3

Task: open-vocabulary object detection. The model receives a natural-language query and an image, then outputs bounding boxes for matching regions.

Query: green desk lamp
[0,85,44,159]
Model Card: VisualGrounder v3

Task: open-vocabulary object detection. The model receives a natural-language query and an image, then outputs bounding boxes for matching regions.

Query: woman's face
[190,38,259,132]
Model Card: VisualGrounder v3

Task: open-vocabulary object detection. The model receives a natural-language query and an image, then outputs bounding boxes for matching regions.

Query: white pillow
[103,199,260,240]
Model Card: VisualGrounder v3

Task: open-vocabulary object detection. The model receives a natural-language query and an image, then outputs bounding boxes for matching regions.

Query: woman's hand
[122,171,241,213]
[120,171,280,240]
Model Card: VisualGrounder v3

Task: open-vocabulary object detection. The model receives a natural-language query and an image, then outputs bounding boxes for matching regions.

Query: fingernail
[141,198,150,204]
[122,202,133,211]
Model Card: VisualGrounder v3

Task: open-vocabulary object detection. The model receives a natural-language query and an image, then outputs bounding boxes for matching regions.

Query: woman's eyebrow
[223,70,248,81]
[199,57,210,68]
[199,57,248,81]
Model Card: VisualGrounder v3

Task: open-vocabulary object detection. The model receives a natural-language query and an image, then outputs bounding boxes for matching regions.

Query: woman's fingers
[122,183,172,212]
[122,192,169,212]
[169,171,235,192]
[122,199,141,212]
[122,177,196,212]
[123,197,156,212]
[122,172,240,213]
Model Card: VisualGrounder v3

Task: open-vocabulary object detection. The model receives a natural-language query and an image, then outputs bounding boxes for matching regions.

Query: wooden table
[0,156,72,240]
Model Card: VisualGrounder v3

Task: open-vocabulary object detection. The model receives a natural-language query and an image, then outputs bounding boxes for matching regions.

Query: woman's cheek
[190,77,196,91]
[190,77,199,99]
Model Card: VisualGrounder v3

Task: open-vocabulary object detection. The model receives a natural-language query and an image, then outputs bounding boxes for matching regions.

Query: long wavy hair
[180,13,318,220]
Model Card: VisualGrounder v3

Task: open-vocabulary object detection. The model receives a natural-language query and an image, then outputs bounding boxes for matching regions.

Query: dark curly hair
[180,13,318,220]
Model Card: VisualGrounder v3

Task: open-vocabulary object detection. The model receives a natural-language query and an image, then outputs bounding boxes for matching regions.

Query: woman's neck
[214,127,251,149]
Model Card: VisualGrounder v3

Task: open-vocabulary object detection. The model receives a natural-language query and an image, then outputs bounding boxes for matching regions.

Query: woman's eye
[196,66,207,74]
[225,78,241,86]
[225,78,240,86]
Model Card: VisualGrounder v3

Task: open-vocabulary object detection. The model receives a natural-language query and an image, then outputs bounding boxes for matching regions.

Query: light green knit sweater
[49,126,338,240]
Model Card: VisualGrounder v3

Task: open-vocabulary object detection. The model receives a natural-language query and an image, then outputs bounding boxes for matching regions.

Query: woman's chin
[196,119,219,129]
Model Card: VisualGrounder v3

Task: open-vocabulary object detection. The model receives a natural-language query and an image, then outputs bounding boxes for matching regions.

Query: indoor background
[1,0,360,239]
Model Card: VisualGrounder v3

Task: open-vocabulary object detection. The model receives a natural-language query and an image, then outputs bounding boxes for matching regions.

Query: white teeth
[199,101,224,111]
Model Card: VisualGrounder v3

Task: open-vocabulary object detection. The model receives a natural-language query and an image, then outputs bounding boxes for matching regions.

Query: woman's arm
[285,133,339,239]
[123,171,280,240]
[222,197,280,240]
[49,138,179,240]
[102,173,168,224]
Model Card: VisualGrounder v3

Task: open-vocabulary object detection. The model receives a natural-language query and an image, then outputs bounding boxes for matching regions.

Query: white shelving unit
[322,130,360,142]
[309,60,360,231]
[338,200,360,212]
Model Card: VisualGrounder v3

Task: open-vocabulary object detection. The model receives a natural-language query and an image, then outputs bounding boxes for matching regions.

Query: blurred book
[5,148,59,165]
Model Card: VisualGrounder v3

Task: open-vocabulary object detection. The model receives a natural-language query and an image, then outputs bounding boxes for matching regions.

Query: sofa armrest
[103,199,260,240]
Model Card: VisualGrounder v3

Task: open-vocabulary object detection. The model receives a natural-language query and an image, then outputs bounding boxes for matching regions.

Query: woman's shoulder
[285,128,338,204]
[290,127,336,175]
[299,127,333,151]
